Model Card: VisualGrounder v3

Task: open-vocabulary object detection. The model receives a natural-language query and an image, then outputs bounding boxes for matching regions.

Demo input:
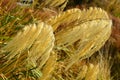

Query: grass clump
[0,0,116,80]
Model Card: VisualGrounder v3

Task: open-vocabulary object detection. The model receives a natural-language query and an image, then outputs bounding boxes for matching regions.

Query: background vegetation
[0,0,120,80]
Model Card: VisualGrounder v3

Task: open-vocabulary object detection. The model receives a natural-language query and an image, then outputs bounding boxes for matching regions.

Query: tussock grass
[0,0,113,80]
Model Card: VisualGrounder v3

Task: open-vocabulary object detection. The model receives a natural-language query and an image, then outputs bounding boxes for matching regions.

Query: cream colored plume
[0,22,55,78]
[47,7,112,70]
[66,19,112,70]
[48,7,112,46]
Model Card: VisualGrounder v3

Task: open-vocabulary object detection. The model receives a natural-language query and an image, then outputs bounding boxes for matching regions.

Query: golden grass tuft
[0,0,113,80]
[48,7,112,70]
[0,21,55,79]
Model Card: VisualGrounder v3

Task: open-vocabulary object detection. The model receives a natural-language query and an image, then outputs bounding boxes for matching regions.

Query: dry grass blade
[97,53,111,80]
[85,63,99,80]
[0,73,8,80]
[0,21,55,79]
[76,65,88,80]
[40,51,56,80]
[38,0,68,10]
